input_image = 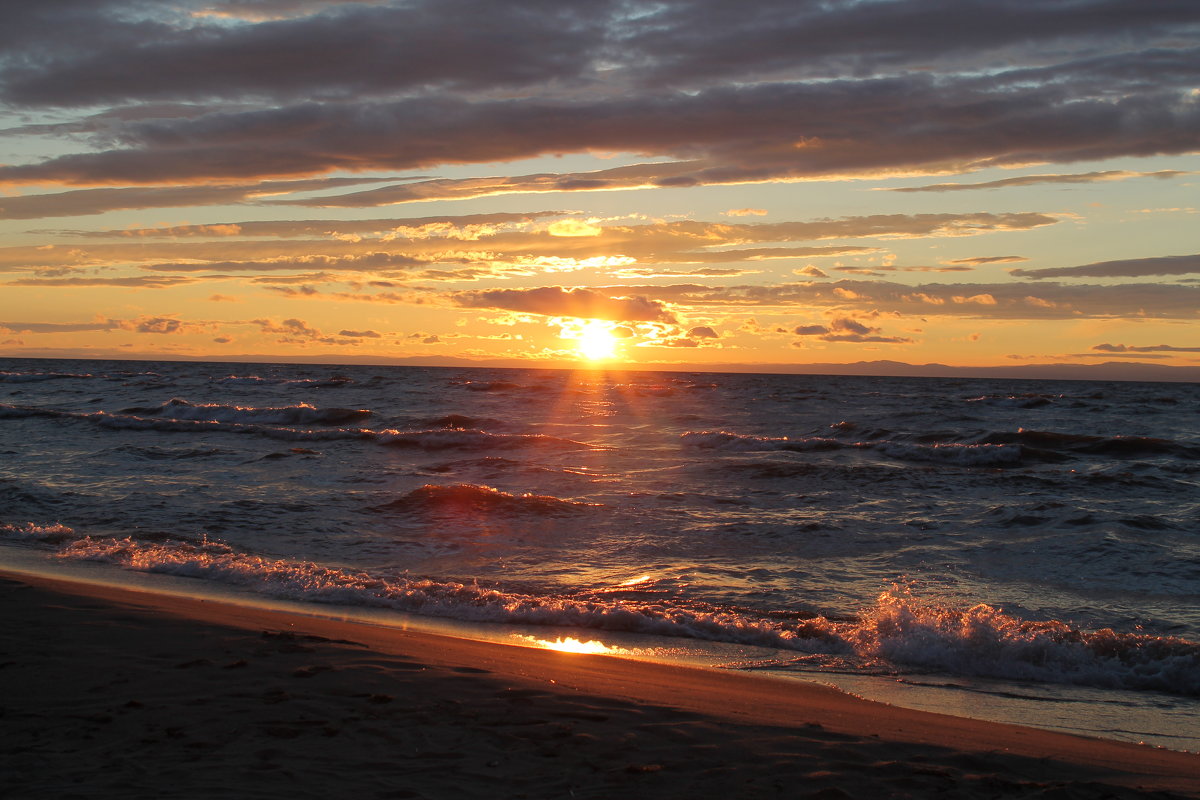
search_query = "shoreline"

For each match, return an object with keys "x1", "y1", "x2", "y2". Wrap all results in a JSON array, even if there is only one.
[{"x1": 3, "y1": 568, "x2": 1197, "y2": 799}]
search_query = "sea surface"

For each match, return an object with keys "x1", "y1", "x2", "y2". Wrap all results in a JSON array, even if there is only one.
[{"x1": 2, "y1": 357, "x2": 1198, "y2": 749}]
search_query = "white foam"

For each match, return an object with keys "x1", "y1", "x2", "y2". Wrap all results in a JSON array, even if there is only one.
[
  {"x1": 49, "y1": 534, "x2": 1200, "y2": 696},
  {"x1": 0, "y1": 522, "x2": 76, "y2": 542}
]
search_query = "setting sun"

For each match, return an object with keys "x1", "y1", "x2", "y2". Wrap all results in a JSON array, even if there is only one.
[{"x1": 575, "y1": 321, "x2": 619, "y2": 361}]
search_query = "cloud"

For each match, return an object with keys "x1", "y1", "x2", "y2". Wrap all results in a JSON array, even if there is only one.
[
  {"x1": 887, "y1": 170, "x2": 1188, "y2": 193},
  {"x1": 0, "y1": 2, "x2": 607, "y2": 108},
  {"x1": 142, "y1": 252, "x2": 432, "y2": 273},
  {"x1": 338, "y1": 329, "x2": 382, "y2": 338},
  {"x1": 946, "y1": 256, "x2": 1027, "y2": 265},
  {"x1": 794, "y1": 265, "x2": 829, "y2": 278},
  {"x1": 792, "y1": 317, "x2": 912, "y2": 344},
  {"x1": 1092, "y1": 343, "x2": 1200, "y2": 353},
  {"x1": 687, "y1": 326, "x2": 718, "y2": 339},
  {"x1": 3, "y1": 213, "x2": 1035, "y2": 285},
  {"x1": 610, "y1": 279, "x2": 1200, "y2": 319},
  {"x1": 0, "y1": 177, "x2": 408, "y2": 219},
  {"x1": 4, "y1": 276, "x2": 197, "y2": 288},
  {"x1": 547, "y1": 219, "x2": 603, "y2": 237},
  {"x1": 0, "y1": 1, "x2": 1196, "y2": 197},
  {"x1": 449, "y1": 286, "x2": 677, "y2": 323},
  {"x1": 0, "y1": 320, "x2": 123, "y2": 334},
  {"x1": 725, "y1": 208, "x2": 767, "y2": 217},
  {"x1": 54, "y1": 211, "x2": 566, "y2": 239},
  {"x1": 0, "y1": 315, "x2": 202, "y2": 334},
  {"x1": 250, "y1": 316, "x2": 360, "y2": 345},
  {"x1": 1011, "y1": 253, "x2": 1200, "y2": 279},
  {"x1": 3, "y1": 59, "x2": 1197, "y2": 188}
]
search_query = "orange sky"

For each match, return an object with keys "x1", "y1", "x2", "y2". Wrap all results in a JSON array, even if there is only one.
[{"x1": 1, "y1": 1, "x2": 1197, "y2": 376}]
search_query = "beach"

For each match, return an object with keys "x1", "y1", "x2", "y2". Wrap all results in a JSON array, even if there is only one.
[{"x1": 2, "y1": 570, "x2": 1196, "y2": 800}]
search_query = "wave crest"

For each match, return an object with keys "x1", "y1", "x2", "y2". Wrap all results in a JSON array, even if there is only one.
[
  {"x1": 374, "y1": 483, "x2": 600, "y2": 516},
  {"x1": 124, "y1": 398, "x2": 372, "y2": 425}
]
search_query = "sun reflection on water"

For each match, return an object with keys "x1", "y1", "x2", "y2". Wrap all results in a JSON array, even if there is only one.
[{"x1": 518, "y1": 635, "x2": 630, "y2": 655}]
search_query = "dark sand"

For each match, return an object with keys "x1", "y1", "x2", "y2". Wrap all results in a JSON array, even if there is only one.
[{"x1": 2, "y1": 570, "x2": 1196, "y2": 799}]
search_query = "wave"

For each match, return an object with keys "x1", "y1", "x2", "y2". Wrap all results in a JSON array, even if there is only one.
[
  {"x1": 0, "y1": 369, "x2": 163, "y2": 383},
  {"x1": 0, "y1": 521, "x2": 77, "y2": 542},
  {"x1": 377, "y1": 429, "x2": 593, "y2": 451},
  {"x1": 120, "y1": 398, "x2": 372, "y2": 425},
  {"x1": 108, "y1": 444, "x2": 234, "y2": 461},
  {"x1": 980, "y1": 429, "x2": 1200, "y2": 460},
  {"x1": 42, "y1": 534, "x2": 1200, "y2": 696},
  {"x1": 423, "y1": 414, "x2": 506, "y2": 430},
  {"x1": 965, "y1": 394, "x2": 1062, "y2": 409},
  {"x1": 0, "y1": 403, "x2": 594, "y2": 450},
  {"x1": 0, "y1": 370, "x2": 95, "y2": 383},
  {"x1": 682, "y1": 430, "x2": 1023, "y2": 467},
  {"x1": 684, "y1": 428, "x2": 1198, "y2": 466},
  {"x1": 373, "y1": 483, "x2": 600, "y2": 516},
  {"x1": 215, "y1": 375, "x2": 352, "y2": 388}
]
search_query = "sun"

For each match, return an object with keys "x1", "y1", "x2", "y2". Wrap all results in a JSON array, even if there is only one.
[{"x1": 576, "y1": 321, "x2": 619, "y2": 361}]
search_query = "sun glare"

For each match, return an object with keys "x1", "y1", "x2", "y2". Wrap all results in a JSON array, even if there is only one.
[{"x1": 576, "y1": 321, "x2": 619, "y2": 361}]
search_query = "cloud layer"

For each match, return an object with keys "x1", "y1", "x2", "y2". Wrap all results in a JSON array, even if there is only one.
[{"x1": 1, "y1": 1, "x2": 1196, "y2": 367}]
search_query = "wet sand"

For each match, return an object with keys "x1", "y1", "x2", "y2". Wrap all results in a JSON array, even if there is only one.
[{"x1": 2, "y1": 570, "x2": 1196, "y2": 799}]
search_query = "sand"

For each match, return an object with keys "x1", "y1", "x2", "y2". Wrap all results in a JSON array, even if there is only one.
[{"x1": 1, "y1": 570, "x2": 1196, "y2": 799}]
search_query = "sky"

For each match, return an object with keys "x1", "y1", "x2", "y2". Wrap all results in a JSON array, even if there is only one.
[{"x1": 0, "y1": 0, "x2": 1198, "y2": 375}]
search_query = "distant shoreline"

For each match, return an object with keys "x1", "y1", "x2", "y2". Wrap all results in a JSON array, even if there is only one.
[{"x1": 3, "y1": 352, "x2": 1198, "y2": 383}]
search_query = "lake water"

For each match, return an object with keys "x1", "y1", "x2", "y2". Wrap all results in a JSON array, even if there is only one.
[{"x1": 2, "y1": 357, "x2": 1197, "y2": 749}]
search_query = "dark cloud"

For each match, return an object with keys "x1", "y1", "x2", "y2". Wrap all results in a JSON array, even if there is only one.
[
  {"x1": 450, "y1": 287, "x2": 676, "y2": 323},
  {"x1": 0, "y1": 177, "x2": 407, "y2": 219},
  {"x1": 0, "y1": 1, "x2": 1195, "y2": 191},
  {"x1": 888, "y1": 170, "x2": 1188, "y2": 193},
  {"x1": 687, "y1": 326, "x2": 718, "y2": 339},
  {"x1": 0, "y1": 1, "x2": 610, "y2": 107},
  {"x1": 620, "y1": 0, "x2": 1197, "y2": 87},
  {"x1": 1011, "y1": 253, "x2": 1200, "y2": 279},
  {"x1": 3, "y1": 72, "x2": 1197, "y2": 188}
]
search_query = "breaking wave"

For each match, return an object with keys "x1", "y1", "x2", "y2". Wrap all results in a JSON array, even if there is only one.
[
  {"x1": 0, "y1": 521, "x2": 76, "y2": 543},
  {"x1": 17, "y1": 530, "x2": 1196, "y2": 696}
]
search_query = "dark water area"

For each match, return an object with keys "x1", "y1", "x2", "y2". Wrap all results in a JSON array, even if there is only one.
[{"x1": 2, "y1": 357, "x2": 1198, "y2": 747}]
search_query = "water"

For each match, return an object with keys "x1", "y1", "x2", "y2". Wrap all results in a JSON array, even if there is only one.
[{"x1": 2, "y1": 357, "x2": 1198, "y2": 749}]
